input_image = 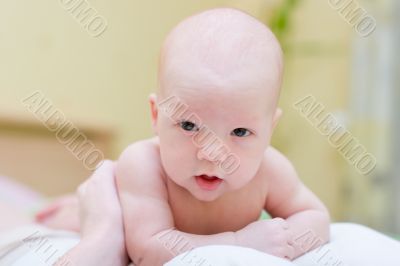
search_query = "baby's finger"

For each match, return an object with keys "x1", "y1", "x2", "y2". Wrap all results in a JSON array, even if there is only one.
[
  {"x1": 274, "y1": 217, "x2": 289, "y2": 230},
  {"x1": 284, "y1": 243, "x2": 296, "y2": 261},
  {"x1": 77, "y1": 180, "x2": 88, "y2": 196},
  {"x1": 286, "y1": 228, "x2": 296, "y2": 245}
]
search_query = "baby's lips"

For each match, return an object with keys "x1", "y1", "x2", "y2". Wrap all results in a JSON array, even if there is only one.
[{"x1": 196, "y1": 173, "x2": 223, "y2": 180}]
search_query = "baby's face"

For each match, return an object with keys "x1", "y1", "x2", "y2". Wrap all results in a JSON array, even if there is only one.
[
  {"x1": 152, "y1": 59, "x2": 281, "y2": 202},
  {"x1": 151, "y1": 7, "x2": 283, "y2": 201}
]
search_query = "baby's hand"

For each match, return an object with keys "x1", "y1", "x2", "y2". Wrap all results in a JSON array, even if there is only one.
[{"x1": 235, "y1": 218, "x2": 295, "y2": 260}]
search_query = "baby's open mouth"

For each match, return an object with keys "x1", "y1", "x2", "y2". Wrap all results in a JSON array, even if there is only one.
[{"x1": 195, "y1": 174, "x2": 223, "y2": 191}]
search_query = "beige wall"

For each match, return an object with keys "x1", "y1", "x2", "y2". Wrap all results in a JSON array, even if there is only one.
[
  {"x1": 0, "y1": 0, "x2": 273, "y2": 158},
  {"x1": 0, "y1": 1, "x2": 353, "y2": 219},
  {"x1": 273, "y1": 0, "x2": 353, "y2": 219}
]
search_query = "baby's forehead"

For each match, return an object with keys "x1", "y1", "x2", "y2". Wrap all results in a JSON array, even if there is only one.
[
  {"x1": 165, "y1": 84, "x2": 274, "y2": 121},
  {"x1": 160, "y1": 58, "x2": 280, "y2": 114},
  {"x1": 158, "y1": 8, "x2": 283, "y2": 104}
]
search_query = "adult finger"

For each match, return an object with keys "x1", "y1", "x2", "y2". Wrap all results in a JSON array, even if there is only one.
[{"x1": 91, "y1": 160, "x2": 115, "y2": 181}]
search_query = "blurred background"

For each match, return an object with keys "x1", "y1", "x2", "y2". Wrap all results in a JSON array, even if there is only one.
[{"x1": 0, "y1": 0, "x2": 398, "y2": 236}]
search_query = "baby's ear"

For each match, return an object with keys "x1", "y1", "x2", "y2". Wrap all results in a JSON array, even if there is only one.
[
  {"x1": 271, "y1": 107, "x2": 282, "y2": 131},
  {"x1": 148, "y1": 93, "x2": 158, "y2": 135}
]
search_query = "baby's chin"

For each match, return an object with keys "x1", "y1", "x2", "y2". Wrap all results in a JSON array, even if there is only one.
[
  {"x1": 189, "y1": 189, "x2": 225, "y2": 202},
  {"x1": 185, "y1": 179, "x2": 228, "y2": 202}
]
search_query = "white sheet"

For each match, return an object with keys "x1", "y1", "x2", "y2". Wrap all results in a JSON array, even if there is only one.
[
  {"x1": 165, "y1": 223, "x2": 400, "y2": 266},
  {"x1": 1, "y1": 223, "x2": 399, "y2": 266}
]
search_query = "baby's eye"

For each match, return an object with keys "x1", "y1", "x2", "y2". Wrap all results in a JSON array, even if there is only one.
[
  {"x1": 179, "y1": 120, "x2": 199, "y2": 132},
  {"x1": 231, "y1": 128, "x2": 251, "y2": 137}
]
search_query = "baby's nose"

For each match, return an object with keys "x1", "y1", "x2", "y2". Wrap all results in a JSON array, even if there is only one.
[
  {"x1": 197, "y1": 142, "x2": 225, "y2": 162},
  {"x1": 197, "y1": 148, "x2": 214, "y2": 161}
]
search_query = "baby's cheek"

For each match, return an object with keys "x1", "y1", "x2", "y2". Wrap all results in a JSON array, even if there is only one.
[
  {"x1": 227, "y1": 160, "x2": 259, "y2": 188},
  {"x1": 225, "y1": 169, "x2": 248, "y2": 189},
  {"x1": 163, "y1": 148, "x2": 193, "y2": 175}
]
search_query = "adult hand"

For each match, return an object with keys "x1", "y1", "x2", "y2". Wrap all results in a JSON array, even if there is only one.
[
  {"x1": 35, "y1": 194, "x2": 80, "y2": 232},
  {"x1": 55, "y1": 160, "x2": 129, "y2": 266},
  {"x1": 77, "y1": 160, "x2": 124, "y2": 240}
]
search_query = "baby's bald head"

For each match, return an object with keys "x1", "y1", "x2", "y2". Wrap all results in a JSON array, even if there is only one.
[
  {"x1": 152, "y1": 9, "x2": 284, "y2": 190},
  {"x1": 157, "y1": 7, "x2": 283, "y2": 111}
]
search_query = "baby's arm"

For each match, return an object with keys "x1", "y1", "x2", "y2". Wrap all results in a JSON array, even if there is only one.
[
  {"x1": 116, "y1": 141, "x2": 236, "y2": 266},
  {"x1": 263, "y1": 147, "x2": 331, "y2": 259}
]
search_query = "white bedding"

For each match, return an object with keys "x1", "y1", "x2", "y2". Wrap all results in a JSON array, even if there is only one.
[
  {"x1": 2, "y1": 177, "x2": 399, "y2": 265},
  {"x1": 1, "y1": 223, "x2": 399, "y2": 266},
  {"x1": 165, "y1": 245, "x2": 295, "y2": 266},
  {"x1": 166, "y1": 223, "x2": 400, "y2": 266}
]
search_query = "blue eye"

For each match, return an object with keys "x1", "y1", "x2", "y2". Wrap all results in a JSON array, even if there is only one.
[
  {"x1": 231, "y1": 128, "x2": 250, "y2": 137},
  {"x1": 179, "y1": 120, "x2": 199, "y2": 132}
]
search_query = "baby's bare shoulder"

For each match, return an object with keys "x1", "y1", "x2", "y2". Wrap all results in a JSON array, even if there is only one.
[
  {"x1": 119, "y1": 136, "x2": 160, "y2": 160},
  {"x1": 262, "y1": 146, "x2": 328, "y2": 218},
  {"x1": 116, "y1": 137, "x2": 174, "y2": 256},
  {"x1": 116, "y1": 136, "x2": 167, "y2": 198},
  {"x1": 257, "y1": 146, "x2": 300, "y2": 200},
  {"x1": 262, "y1": 146, "x2": 297, "y2": 179}
]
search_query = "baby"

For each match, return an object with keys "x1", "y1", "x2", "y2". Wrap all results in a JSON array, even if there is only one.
[
  {"x1": 115, "y1": 7, "x2": 330, "y2": 266},
  {"x1": 36, "y1": 7, "x2": 330, "y2": 266}
]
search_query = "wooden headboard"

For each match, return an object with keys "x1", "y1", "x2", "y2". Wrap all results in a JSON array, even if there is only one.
[{"x1": 0, "y1": 112, "x2": 114, "y2": 196}]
